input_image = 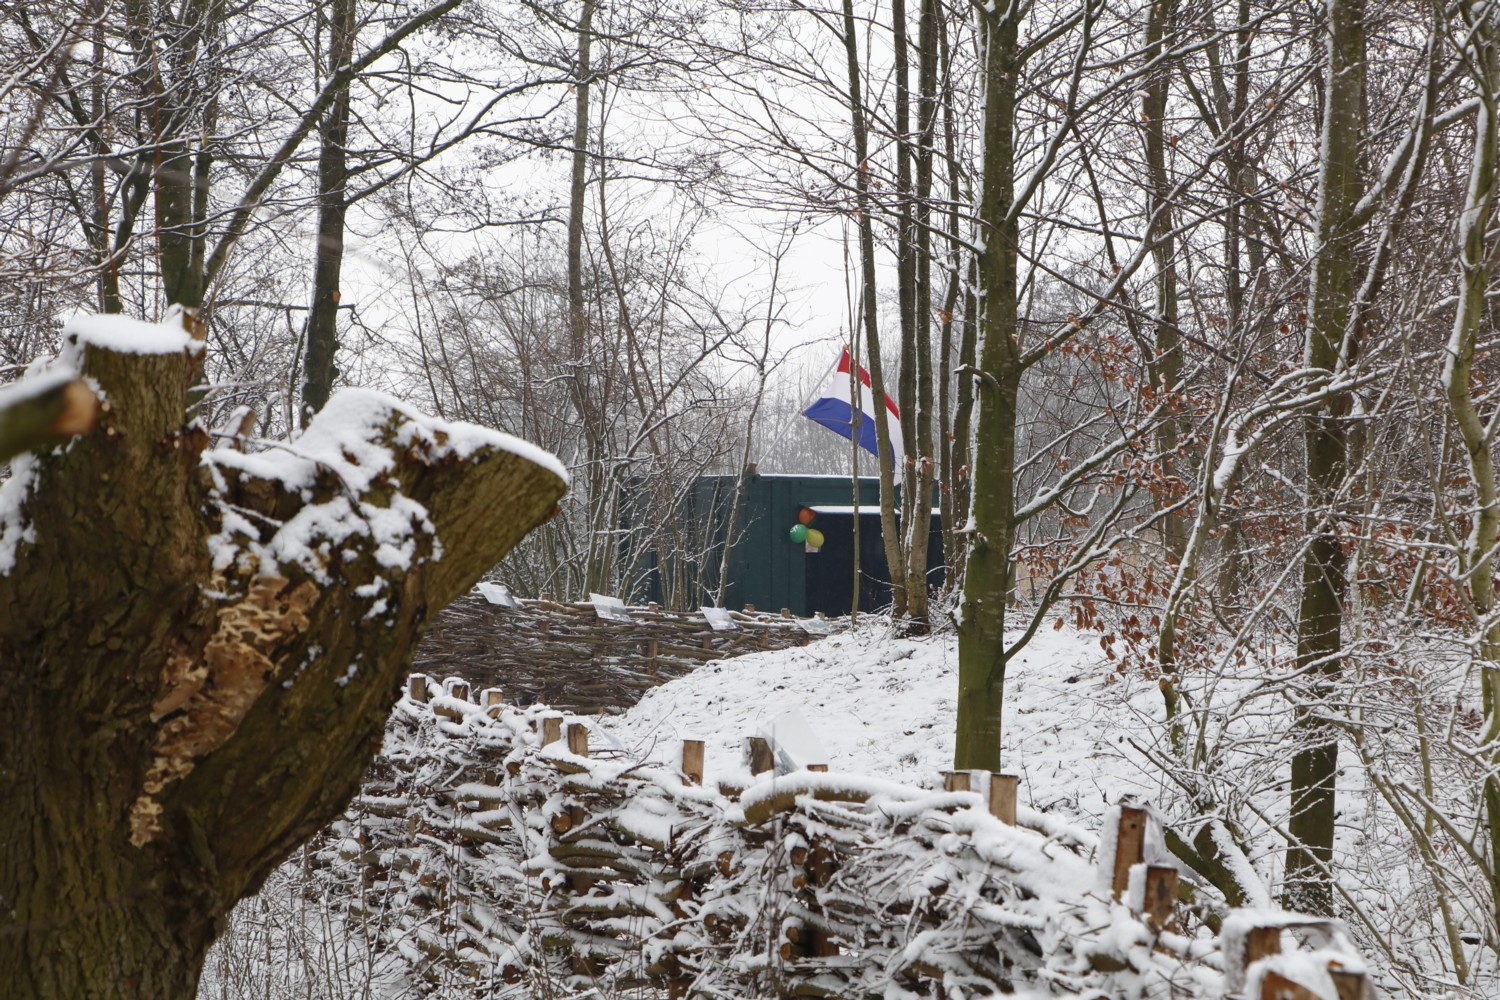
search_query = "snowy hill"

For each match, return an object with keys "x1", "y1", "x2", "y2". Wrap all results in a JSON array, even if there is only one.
[{"x1": 605, "y1": 621, "x2": 1164, "y2": 825}]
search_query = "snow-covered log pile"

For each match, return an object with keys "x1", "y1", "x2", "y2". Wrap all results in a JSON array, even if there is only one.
[
  {"x1": 413, "y1": 594, "x2": 832, "y2": 712},
  {"x1": 302, "y1": 676, "x2": 1370, "y2": 998}
]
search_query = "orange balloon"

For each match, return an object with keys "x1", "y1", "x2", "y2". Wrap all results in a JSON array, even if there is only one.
[{"x1": 798, "y1": 507, "x2": 816, "y2": 525}]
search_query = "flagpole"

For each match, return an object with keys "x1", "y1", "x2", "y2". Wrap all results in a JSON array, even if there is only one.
[{"x1": 850, "y1": 337, "x2": 862, "y2": 621}]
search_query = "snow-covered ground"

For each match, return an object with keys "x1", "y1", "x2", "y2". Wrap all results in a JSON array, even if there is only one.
[
  {"x1": 605, "y1": 620, "x2": 1165, "y2": 828},
  {"x1": 202, "y1": 616, "x2": 1491, "y2": 998}
]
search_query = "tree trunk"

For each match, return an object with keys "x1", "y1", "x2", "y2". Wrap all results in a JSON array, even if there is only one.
[
  {"x1": 1286, "y1": 0, "x2": 1364, "y2": 916},
  {"x1": 955, "y1": 5, "x2": 1020, "y2": 772},
  {"x1": 937, "y1": 20, "x2": 972, "y2": 589},
  {"x1": 1141, "y1": 0, "x2": 1185, "y2": 566},
  {"x1": 149, "y1": 0, "x2": 216, "y2": 310},
  {"x1": 840, "y1": 0, "x2": 908, "y2": 618},
  {"x1": 1441, "y1": 5, "x2": 1500, "y2": 938},
  {"x1": 901, "y1": 0, "x2": 939, "y2": 632},
  {"x1": 567, "y1": 0, "x2": 610, "y2": 597},
  {"x1": 301, "y1": 0, "x2": 357, "y2": 424},
  {"x1": 0, "y1": 312, "x2": 566, "y2": 1000}
]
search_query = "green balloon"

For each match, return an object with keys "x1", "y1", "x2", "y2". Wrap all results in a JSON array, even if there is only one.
[{"x1": 789, "y1": 523, "x2": 809, "y2": 543}]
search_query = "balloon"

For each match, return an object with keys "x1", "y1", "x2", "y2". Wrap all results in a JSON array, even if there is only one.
[
  {"x1": 789, "y1": 523, "x2": 809, "y2": 543},
  {"x1": 805, "y1": 528, "x2": 825, "y2": 549},
  {"x1": 798, "y1": 507, "x2": 816, "y2": 525}
]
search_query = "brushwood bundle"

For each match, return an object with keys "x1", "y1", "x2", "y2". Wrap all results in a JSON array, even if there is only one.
[
  {"x1": 296, "y1": 677, "x2": 1369, "y2": 998},
  {"x1": 412, "y1": 594, "x2": 829, "y2": 713}
]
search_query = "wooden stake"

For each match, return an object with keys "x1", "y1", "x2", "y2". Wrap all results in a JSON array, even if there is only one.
[
  {"x1": 448, "y1": 679, "x2": 470, "y2": 702},
  {"x1": 942, "y1": 771, "x2": 971, "y2": 792},
  {"x1": 1111, "y1": 805, "x2": 1147, "y2": 900},
  {"x1": 1260, "y1": 972, "x2": 1319, "y2": 1000},
  {"x1": 1327, "y1": 964, "x2": 1367, "y2": 1000},
  {"x1": 1143, "y1": 865, "x2": 1177, "y2": 930},
  {"x1": 747, "y1": 737, "x2": 774, "y2": 775},
  {"x1": 566, "y1": 722, "x2": 589, "y2": 757},
  {"x1": 1245, "y1": 926, "x2": 1281, "y2": 970},
  {"x1": 541, "y1": 716, "x2": 562, "y2": 746},
  {"x1": 407, "y1": 674, "x2": 429, "y2": 703},
  {"x1": 647, "y1": 637, "x2": 659, "y2": 677},
  {"x1": 483, "y1": 688, "x2": 504, "y2": 707},
  {"x1": 681, "y1": 740, "x2": 705, "y2": 785},
  {"x1": 989, "y1": 773, "x2": 1019, "y2": 825},
  {"x1": 806, "y1": 840, "x2": 835, "y2": 887},
  {"x1": 807, "y1": 763, "x2": 827, "y2": 772}
]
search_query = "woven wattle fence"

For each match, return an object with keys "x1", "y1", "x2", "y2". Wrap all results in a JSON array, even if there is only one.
[
  {"x1": 301, "y1": 677, "x2": 1371, "y2": 999},
  {"x1": 411, "y1": 593, "x2": 832, "y2": 714}
]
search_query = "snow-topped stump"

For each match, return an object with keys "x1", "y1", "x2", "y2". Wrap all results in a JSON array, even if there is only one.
[
  {"x1": 293, "y1": 679, "x2": 1371, "y2": 999},
  {"x1": 0, "y1": 310, "x2": 567, "y2": 1000}
]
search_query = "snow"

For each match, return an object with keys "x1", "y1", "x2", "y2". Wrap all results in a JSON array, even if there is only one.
[
  {"x1": 0, "y1": 368, "x2": 75, "y2": 413},
  {"x1": 61, "y1": 307, "x2": 201, "y2": 356},
  {"x1": 0, "y1": 450, "x2": 38, "y2": 575},
  {"x1": 807, "y1": 504, "x2": 942, "y2": 515},
  {"x1": 758, "y1": 708, "x2": 830, "y2": 769},
  {"x1": 605, "y1": 624, "x2": 1161, "y2": 820},
  {"x1": 203, "y1": 388, "x2": 566, "y2": 582}
]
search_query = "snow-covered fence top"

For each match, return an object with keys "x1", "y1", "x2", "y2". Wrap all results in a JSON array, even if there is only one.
[
  {"x1": 412, "y1": 593, "x2": 836, "y2": 713},
  {"x1": 304, "y1": 677, "x2": 1370, "y2": 999}
]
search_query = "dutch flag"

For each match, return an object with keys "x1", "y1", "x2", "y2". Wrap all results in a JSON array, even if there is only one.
[{"x1": 801, "y1": 348, "x2": 903, "y2": 469}]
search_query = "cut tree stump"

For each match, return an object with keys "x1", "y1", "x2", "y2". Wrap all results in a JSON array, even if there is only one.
[{"x1": 0, "y1": 309, "x2": 567, "y2": 1000}]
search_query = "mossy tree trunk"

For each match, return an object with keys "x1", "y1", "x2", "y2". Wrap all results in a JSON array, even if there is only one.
[
  {"x1": 954, "y1": 2, "x2": 1020, "y2": 772},
  {"x1": 1286, "y1": 0, "x2": 1365, "y2": 916},
  {"x1": 0, "y1": 313, "x2": 566, "y2": 999}
]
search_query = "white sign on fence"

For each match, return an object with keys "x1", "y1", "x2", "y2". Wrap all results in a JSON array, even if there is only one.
[
  {"x1": 797, "y1": 615, "x2": 838, "y2": 636},
  {"x1": 476, "y1": 582, "x2": 519, "y2": 608},
  {"x1": 589, "y1": 593, "x2": 634, "y2": 622},
  {"x1": 700, "y1": 607, "x2": 738, "y2": 631},
  {"x1": 761, "y1": 708, "x2": 831, "y2": 772}
]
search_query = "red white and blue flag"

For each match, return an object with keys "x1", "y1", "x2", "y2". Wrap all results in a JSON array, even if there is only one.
[{"x1": 802, "y1": 348, "x2": 903, "y2": 468}]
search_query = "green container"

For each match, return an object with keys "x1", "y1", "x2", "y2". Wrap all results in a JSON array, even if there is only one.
[{"x1": 633, "y1": 473, "x2": 943, "y2": 616}]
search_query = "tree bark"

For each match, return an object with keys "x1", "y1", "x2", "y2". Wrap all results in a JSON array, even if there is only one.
[
  {"x1": 1142, "y1": 0, "x2": 1185, "y2": 567},
  {"x1": 840, "y1": 0, "x2": 908, "y2": 618},
  {"x1": 149, "y1": 0, "x2": 216, "y2": 310},
  {"x1": 0, "y1": 311, "x2": 566, "y2": 999},
  {"x1": 901, "y1": 0, "x2": 939, "y2": 632},
  {"x1": 955, "y1": 4, "x2": 1020, "y2": 772},
  {"x1": 1286, "y1": 0, "x2": 1364, "y2": 916},
  {"x1": 567, "y1": 0, "x2": 611, "y2": 597},
  {"x1": 301, "y1": 0, "x2": 358, "y2": 424}
]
